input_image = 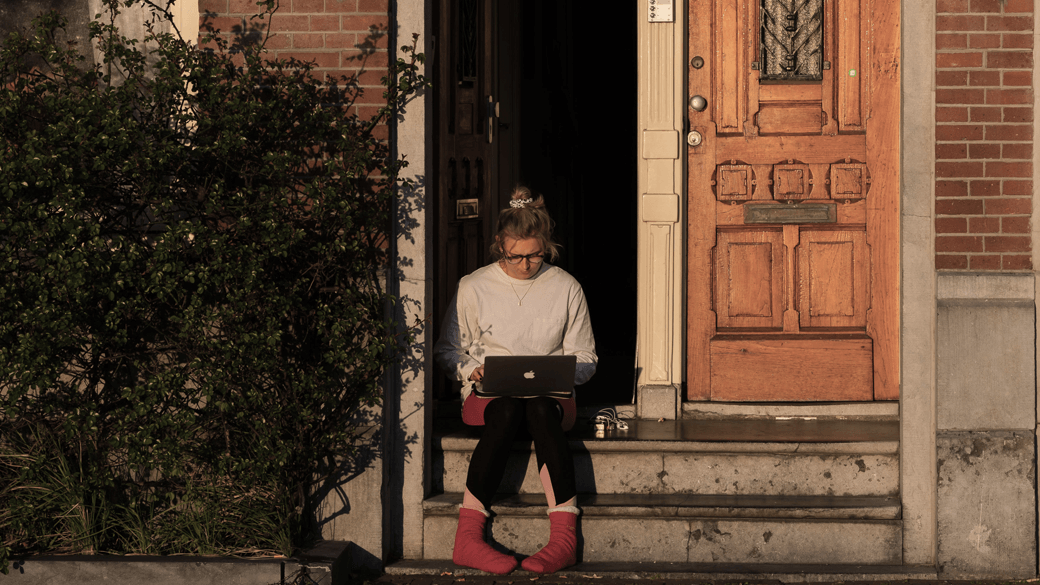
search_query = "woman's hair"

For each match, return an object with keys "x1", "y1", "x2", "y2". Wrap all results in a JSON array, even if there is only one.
[{"x1": 489, "y1": 185, "x2": 561, "y2": 262}]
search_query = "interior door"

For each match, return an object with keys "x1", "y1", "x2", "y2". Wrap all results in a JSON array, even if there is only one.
[{"x1": 686, "y1": 0, "x2": 899, "y2": 401}]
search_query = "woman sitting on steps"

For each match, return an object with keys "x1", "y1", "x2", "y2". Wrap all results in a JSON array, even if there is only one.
[{"x1": 434, "y1": 186, "x2": 598, "y2": 575}]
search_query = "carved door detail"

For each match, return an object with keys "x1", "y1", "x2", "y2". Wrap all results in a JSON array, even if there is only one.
[{"x1": 687, "y1": 0, "x2": 899, "y2": 401}]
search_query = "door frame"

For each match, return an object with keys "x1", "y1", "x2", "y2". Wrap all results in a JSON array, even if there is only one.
[{"x1": 632, "y1": 0, "x2": 938, "y2": 565}]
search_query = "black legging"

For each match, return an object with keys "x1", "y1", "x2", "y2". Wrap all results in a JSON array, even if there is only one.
[{"x1": 465, "y1": 396, "x2": 576, "y2": 510}]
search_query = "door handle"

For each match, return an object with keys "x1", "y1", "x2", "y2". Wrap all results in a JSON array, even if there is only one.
[{"x1": 487, "y1": 95, "x2": 498, "y2": 144}]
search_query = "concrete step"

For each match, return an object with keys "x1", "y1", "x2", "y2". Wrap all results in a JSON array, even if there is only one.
[
  {"x1": 386, "y1": 559, "x2": 938, "y2": 581},
  {"x1": 421, "y1": 492, "x2": 902, "y2": 565},
  {"x1": 434, "y1": 418, "x2": 899, "y2": 497}
]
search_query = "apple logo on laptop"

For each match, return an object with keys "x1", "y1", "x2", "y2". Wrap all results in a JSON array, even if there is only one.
[{"x1": 524, "y1": 370, "x2": 536, "y2": 379}]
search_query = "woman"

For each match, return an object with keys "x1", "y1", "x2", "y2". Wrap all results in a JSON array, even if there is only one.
[{"x1": 434, "y1": 186, "x2": 597, "y2": 575}]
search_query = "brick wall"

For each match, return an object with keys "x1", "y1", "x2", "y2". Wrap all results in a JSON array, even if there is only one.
[
  {"x1": 200, "y1": 0, "x2": 390, "y2": 136},
  {"x1": 935, "y1": 0, "x2": 1034, "y2": 270}
]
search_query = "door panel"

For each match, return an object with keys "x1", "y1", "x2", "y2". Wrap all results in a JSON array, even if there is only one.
[
  {"x1": 687, "y1": 0, "x2": 899, "y2": 401},
  {"x1": 715, "y1": 230, "x2": 785, "y2": 329}
]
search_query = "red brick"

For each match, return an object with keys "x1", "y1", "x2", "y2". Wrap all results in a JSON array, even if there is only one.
[
  {"x1": 968, "y1": 143, "x2": 1000, "y2": 158},
  {"x1": 1002, "y1": 180, "x2": 1033, "y2": 195},
  {"x1": 938, "y1": 106, "x2": 970, "y2": 122},
  {"x1": 357, "y1": 0, "x2": 389, "y2": 11},
  {"x1": 935, "y1": 124, "x2": 984, "y2": 141},
  {"x1": 937, "y1": 217, "x2": 969, "y2": 233},
  {"x1": 968, "y1": 70, "x2": 1000, "y2": 85},
  {"x1": 294, "y1": 33, "x2": 327, "y2": 48},
  {"x1": 938, "y1": 143, "x2": 969, "y2": 158},
  {"x1": 969, "y1": 217, "x2": 1001, "y2": 232},
  {"x1": 292, "y1": 0, "x2": 325, "y2": 12},
  {"x1": 937, "y1": 52, "x2": 984, "y2": 68},
  {"x1": 1002, "y1": 217, "x2": 1031, "y2": 233},
  {"x1": 938, "y1": 161, "x2": 985, "y2": 177},
  {"x1": 1002, "y1": 71, "x2": 1033, "y2": 86},
  {"x1": 936, "y1": 254, "x2": 969, "y2": 269},
  {"x1": 987, "y1": 51, "x2": 1033, "y2": 68},
  {"x1": 309, "y1": 15, "x2": 341, "y2": 30},
  {"x1": 326, "y1": 33, "x2": 359, "y2": 48},
  {"x1": 325, "y1": 0, "x2": 357, "y2": 9},
  {"x1": 938, "y1": 33, "x2": 969, "y2": 49},
  {"x1": 269, "y1": 14, "x2": 311, "y2": 31},
  {"x1": 986, "y1": 198, "x2": 1032, "y2": 214},
  {"x1": 371, "y1": 124, "x2": 390, "y2": 140},
  {"x1": 985, "y1": 235, "x2": 1030, "y2": 252},
  {"x1": 987, "y1": 88, "x2": 1033, "y2": 104},
  {"x1": 278, "y1": 51, "x2": 341, "y2": 67},
  {"x1": 343, "y1": 50, "x2": 389, "y2": 67},
  {"x1": 937, "y1": 235, "x2": 984, "y2": 252},
  {"x1": 1003, "y1": 33, "x2": 1034, "y2": 48},
  {"x1": 970, "y1": 106, "x2": 1002, "y2": 122},
  {"x1": 1002, "y1": 143, "x2": 1033, "y2": 159},
  {"x1": 969, "y1": 254, "x2": 1002, "y2": 269},
  {"x1": 968, "y1": 33, "x2": 1002, "y2": 48},
  {"x1": 937, "y1": 0, "x2": 970, "y2": 10},
  {"x1": 937, "y1": 15, "x2": 986, "y2": 30},
  {"x1": 938, "y1": 180, "x2": 970, "y2": 197},
  {"x1": 1003, "y1": 0, "x2": 1034, "y2": 12},
  {"x1": 970, "y1": 179, "x2": 1001, "y2": 196},
  {"x1": 937, "y1": 198, "x2": 986, "y2": 214},
  {"x1": 985, "y1": 124, "x2": 1032, "y2": 140},
  {"x1": 970, "y1": 0, "x2": 1002, "y2": 12},
  {"x1": 229, "y1": 0, "x2": 267, "y2": 13},
  {"x1": 986, "y1": 161, "x2": 1032, "y2": 177},
  {"x1": 1002, "y1": 255, "x2": 1033, "y2": 270},
  {"x1": 263, "y1": 34, "x2": 291, "y2": 48},
  {"x1": 200, "y1": 0, "x2": 229, "y2": 12},
  {"x1": 937, "y1": 70, "x2": 970, "y2": 86},
  {"x1": 986, "y1": 16, "x2": 1033, "y2": 32},
  {"x1": 205, "y1": 15, "x2": 261, "y2": 32},
  {"x1": 342, "y1": 14, "x2": 388, "y2": 31},
  {"x1": 1003, "y1": 107, "x2": 1034, "y2": 122},
  {"x1": 937, "y1": 88, "x2": 986, "y2": 104}
]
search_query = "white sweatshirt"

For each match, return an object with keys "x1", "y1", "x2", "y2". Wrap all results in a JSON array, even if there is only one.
[{"x1": 433, "y1": 261, "x2": 598, "y2": 401}]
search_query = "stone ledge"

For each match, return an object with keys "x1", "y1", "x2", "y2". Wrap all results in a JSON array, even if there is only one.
[
  {"x1": 424, "y1": 492, "x2": 901, "y2": 520},
  {"x1": 437, "y1": 418, "x2": 899, "y2": 454},
  {"x1": 0, "y1": 541, "x2": 352, "y2": 585}
]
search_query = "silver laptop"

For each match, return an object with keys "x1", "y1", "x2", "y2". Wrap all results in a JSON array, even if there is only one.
[{"x1": 475, "y1": 355, "x2": 576, "y2": 398}]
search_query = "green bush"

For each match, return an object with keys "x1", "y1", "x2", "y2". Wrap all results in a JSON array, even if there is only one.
[{"x1": 0, "y1": 0, "x2": 424, "y2": 570}]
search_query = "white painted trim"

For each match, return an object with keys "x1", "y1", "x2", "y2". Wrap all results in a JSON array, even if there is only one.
[
  {"x1": 635, "y1": 0, "x2": 686, "y2": 417},
  {"x1": 173, "y1": 0, "x2": 200, "y2": 44},
  {"x1": 900, "y1": 0, "x2": 938, "y2": 566},
  {"x1": 393, "y1": 0, "x2": 431, "y2": 562}
]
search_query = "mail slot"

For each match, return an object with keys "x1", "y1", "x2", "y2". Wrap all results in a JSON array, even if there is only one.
[{"x1": 744, "y1": 203, "x2": 837, "y2": 224}]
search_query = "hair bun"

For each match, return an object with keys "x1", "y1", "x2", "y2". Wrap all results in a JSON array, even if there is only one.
[{"x1": 510, "y1": 186, "x2": 543, "y2": 209}]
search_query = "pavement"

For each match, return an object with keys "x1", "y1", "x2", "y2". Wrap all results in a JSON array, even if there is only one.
[
  {"x1": 364, "y1": 572, "x2": 1023, "y2": 585},
  {"x1": 358, "y1": 561, "x2": 1027, "y2": 585}
]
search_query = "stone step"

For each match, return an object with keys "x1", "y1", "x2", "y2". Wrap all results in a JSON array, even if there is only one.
[
  {"x1": 421, "y1": 493, "x2": 902, "y2": 565},
  {"x1": 434, "y1": 418, "x2": 899, "y2": 497},
  {"x1": 386, "y1": 559, "x2": 938, "y2": 581}
]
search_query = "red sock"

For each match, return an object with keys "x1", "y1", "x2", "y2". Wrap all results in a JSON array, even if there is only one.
[
  {"x1": 521, "y1": 509, "x2": 578, "y2": 574},
  {"x1": 452, "y1": 507, "x2": 518, "y2": 575}
]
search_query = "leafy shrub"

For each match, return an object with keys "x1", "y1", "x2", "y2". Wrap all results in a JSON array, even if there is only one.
[{"x1": 0, "y1": 0, "x2": 424, "y2": 570}]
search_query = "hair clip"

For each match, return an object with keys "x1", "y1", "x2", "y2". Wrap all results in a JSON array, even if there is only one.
[{"x1": 509, "y1": 198, "x2": 533, "y2": 209}]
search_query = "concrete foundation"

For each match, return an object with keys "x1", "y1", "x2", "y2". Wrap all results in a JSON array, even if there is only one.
[{"x1": 937, "y1": 431, "x2": 1037, "y2": 578}]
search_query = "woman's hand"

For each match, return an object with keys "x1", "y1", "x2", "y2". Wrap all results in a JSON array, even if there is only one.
[{"x1": 469, "y1": 366, "x2": 484, "y2": 382}]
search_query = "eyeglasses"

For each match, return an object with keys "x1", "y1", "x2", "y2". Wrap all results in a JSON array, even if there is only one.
[{"x1": 504, "y1": 253, "x2": 544, "y2": 265}]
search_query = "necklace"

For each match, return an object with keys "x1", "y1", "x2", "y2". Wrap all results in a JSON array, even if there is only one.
[{"x1": 509, "y1": 280, "x2": 535, "y2": 306}]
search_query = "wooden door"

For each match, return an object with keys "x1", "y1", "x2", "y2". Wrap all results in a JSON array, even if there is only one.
[
  {"x1": 435, "y1": 1, "x2": 526, "y2": 400},
  {"x1": 686, "y1": 0, "x2": 899, "y2": 401}
]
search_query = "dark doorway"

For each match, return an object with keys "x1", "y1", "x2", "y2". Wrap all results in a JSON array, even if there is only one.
[
  {"x1": 433, "y1": 2, "x2": 638, "y2": 406},
  {"x1": 512, "y1": 5, "x2": 638, "y2": 405}
]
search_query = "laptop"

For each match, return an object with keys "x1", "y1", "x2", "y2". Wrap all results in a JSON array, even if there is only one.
[{"x1": 475, "y1": 355, "x2": 577, "y2": 398}]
